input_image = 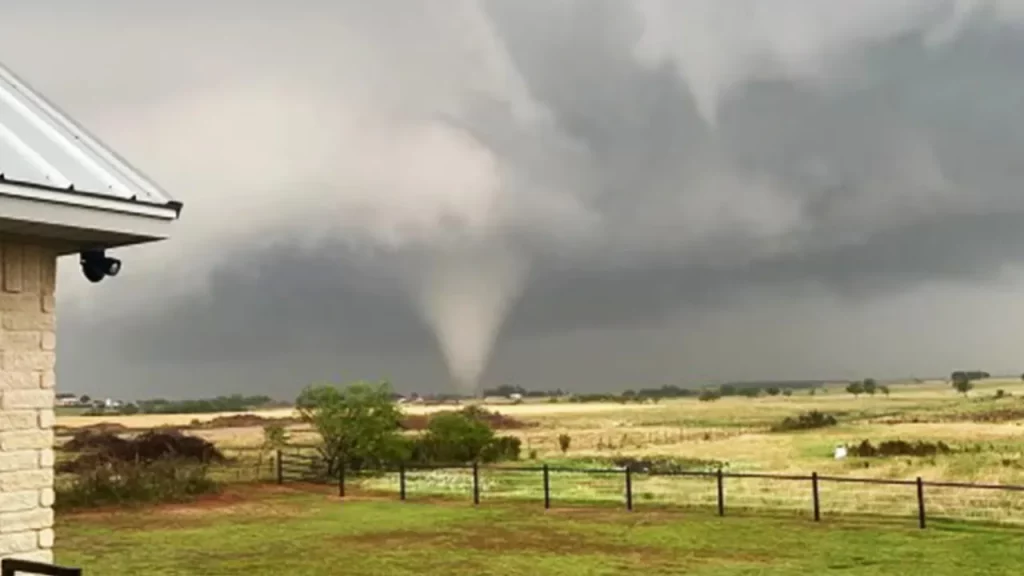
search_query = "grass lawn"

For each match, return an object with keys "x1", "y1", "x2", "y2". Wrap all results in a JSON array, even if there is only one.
[{"x1": 56, "y1": 485, "x2": 1021, "y2": 575}]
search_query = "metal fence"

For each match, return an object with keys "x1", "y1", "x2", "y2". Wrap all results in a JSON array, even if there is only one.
[{"x1": 274, "y1": 450, "x2": 1024, "y2": 529}]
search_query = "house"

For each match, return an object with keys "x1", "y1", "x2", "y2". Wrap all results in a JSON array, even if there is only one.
[
  {"x1": 54, "y1": 393, "x2": 81, "y2": 407},
  {"x1": 0, "y1": 61, "x2": 181, "y2": 565}
]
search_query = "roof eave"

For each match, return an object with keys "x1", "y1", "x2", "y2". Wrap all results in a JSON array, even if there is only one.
[{"x1": 0, "y1": 183, "x2": 179, "y2": 254}]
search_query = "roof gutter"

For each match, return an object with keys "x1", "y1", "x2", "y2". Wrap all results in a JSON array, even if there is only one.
[{"x1": 0, "y1": 181, "x2": 180, "y2": 220}]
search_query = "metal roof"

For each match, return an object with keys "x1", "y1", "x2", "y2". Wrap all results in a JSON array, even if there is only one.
[{"x1": 0, "y1": 61, "x2": 181, "y2": 217}]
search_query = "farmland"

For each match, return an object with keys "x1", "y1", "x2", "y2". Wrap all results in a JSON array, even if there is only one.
[{"x1": 53, "y1": 377, "x2": 1024, "y2": 574}]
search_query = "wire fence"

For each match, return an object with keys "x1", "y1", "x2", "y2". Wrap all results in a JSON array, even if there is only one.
[{"x1": 271, "y1": 450, "x2": 1024, "y2": 529}]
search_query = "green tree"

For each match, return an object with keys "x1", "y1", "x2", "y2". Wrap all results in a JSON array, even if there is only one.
[
  {"x1": 782, "y1": 388, "x2": 793, "y2": 397},
  {"x1": 951, "y1": 374, "x2": 974, "y2": 397},
  {"x1": 879, "y1": 385, "x2": 890, "y2": 397},
  {"x1": 421, "y1": 411, "x2": 494, "y2": 463},
  {"x1": 766, "y1": 387, "x2": 781, "y2": 397},
  {"x1": 862, "y1": 378, "x2": 878, "y2": 396},
  {"x1": 846, "y1": 381, "x2": 864, "y2": 397},
  {"x1": 698, "y1": 389, "x2": 722, "y2": 402},
  {"x1": 296, "y1": 381, "x2": 405, "y2": 474}
]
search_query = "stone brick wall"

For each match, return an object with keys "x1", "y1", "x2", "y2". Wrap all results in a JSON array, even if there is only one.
[{"x1": 0, "y1": 241, "x2": 57, "y2": 563}]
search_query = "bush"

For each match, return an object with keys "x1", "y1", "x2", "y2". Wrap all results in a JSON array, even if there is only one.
[
  {"x1": 406, "y1": 411, "x2": 521, "y2": 465},
  {"x1": 849, "y1": 439, "x2": 951, "y2": 458},
  {"x1": 772, "y1": 411, "x2": 838, "y2": 432},
  {"x1": 698, "y1": 389, "x2": 721, "y2": 402},
  {"x1": 56, "y1": 459, "x2": 219, "y2": 510},
  {"x1": 480, "y1": 436, "x2": 521, "y2": 463},
  {"x1": 558, "y1": 433, "x2": 571, "y2": 454}
]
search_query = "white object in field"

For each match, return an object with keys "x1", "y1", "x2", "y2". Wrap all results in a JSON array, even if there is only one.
[{"x1": 834, "y1": 445, "x2": 848, "y2": 460}]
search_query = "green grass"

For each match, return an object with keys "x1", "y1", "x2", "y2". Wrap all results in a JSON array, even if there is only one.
[{"x1": 56, "y1": 486, "x2": 1023, "y2": 575}]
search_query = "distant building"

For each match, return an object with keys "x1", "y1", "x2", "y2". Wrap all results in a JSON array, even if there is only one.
[{"x1": 55, "y1": 393, "x2": 81, "y2": 407}]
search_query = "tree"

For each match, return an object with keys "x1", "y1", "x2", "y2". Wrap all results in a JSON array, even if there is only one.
[
  {"x1": 296, "y1": 381, "x2": 406, "y2": 474},
  {"x1": 558, "y1": 433, "x2": 572, "y2": 454},
  {"x1": 258, "y1": 422, "x2": 290, "y2": 472},
  {"x1": 698, "y1": 389, "x2": 722, "y2": 402},
  {"x1": 879, "y1": 385, "x2": 890, "y2": 397},
  {"x1": 846, "y1": 381, "x2": 864, "y2": 397},
  {"x1": 862, "y1": 378, "x2": 878, "y2": 396},
  {"x1": 951, "y1": 374, "x2": 974, "y2": 397},
  {"x1": 79, "y1": 394, "x2": 91, "y2": 404},
  {"x1": 421, "y1": 411, "x2": 494, "y2": 463},
  {"x1": 766, "y1": 387, "x2": 781, "y2": 397}
]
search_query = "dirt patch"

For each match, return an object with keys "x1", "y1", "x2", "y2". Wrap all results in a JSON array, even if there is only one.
[
  {"x1": 345, "y1": 511, "x2": 773, "y2": 567},
  {"x1": 346, "y1": 522, "x2": 645, "y2": 556},
  {"x1": 189, "y1": 414, "x2": 300, "y2": 430},
  {"x1": 61, "y1": 483, "x2": 315, "y2": 526}
]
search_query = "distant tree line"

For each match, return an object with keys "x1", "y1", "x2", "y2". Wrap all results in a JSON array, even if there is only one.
[
  {"x1": 88, "y1": 394, "x2": 279, "y2": 416},
  {"x1": 482, "y1": 385, "x2": 566, "y2": 398}
]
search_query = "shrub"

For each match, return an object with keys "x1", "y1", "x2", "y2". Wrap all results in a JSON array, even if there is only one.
[
  {"x1": 420, "y1": 411, "x2": 495, "y2": 463},
  {"x1": 995, "y1": 389, "x2": 1007, "y2": 399},
  {"x1": 56, "y1": 458, "x2": 219, "y2": 510},
  {"x1": 782, "y1": 389, "x2": 793, "y2": 397},
  {"x1": 406, "y1": 411, "x2": 521, "y2": 465},
  {"x1": 772, "y1": 411, "x2": 838, "y2": 432},
  {"x1": 698, "y1": 389, "x2": 721, "y2": 402},
  {"x1": 558, "y1": 433, "x2": 572, "y2": 454},
  {"x1": 849, "y1": 439, "x2": 951, "y2": 458},
  {"x1": 480, "y1": 436, "x2": 521, "y2": 462}
]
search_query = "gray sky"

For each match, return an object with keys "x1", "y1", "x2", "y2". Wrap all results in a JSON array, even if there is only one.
[{"x1": 4, "y1": 0, "x2": 1024, "y2": 399}]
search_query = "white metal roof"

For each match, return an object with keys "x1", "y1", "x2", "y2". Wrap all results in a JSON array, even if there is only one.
[{"x1": 0, "y1": 61, "x2": 181, "y2": 252}]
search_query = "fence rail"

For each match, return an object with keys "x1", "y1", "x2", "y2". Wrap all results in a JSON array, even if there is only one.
[{"x1": 272, "y1": 450, "x2": 1024, "y2": 529}]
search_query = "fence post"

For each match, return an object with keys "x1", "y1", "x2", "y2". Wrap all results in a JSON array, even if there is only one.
[
  {"x1": 399, "y1": 463, "x2": 407, "y2": 501},
  {"x1": 916, "y1": 477, "x2": 926, "y2": 529},
  {"x1": 716, "y1": 468, "x2": 725, "y2": 517},
  {"x1": 543, "y1": 464, "x2": 551, "y2": 509},
  {"x1": 472, "y1": 462, "x2": 480, "y2": 506},
  {"x1": 625, "y1": 466, "x2": 633, "y2": 511},
  {"x1": 275, "y1": 449, "x2": 283, "y2": 485},
  {"x1": 812, "y1": 472, "x2": 820, "y2": 522},
  {"x1": 338, "y1": 461, "x2": 346, "y2": 499}
]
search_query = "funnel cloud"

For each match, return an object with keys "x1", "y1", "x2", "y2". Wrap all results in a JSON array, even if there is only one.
[{"x1": 3, "y1": 1, "x2": 1024, "y2": 398}]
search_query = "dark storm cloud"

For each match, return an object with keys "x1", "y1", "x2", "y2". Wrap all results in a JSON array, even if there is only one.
[{"x1": 5, "y1": 0, "x2": 1024, "y2": 396}]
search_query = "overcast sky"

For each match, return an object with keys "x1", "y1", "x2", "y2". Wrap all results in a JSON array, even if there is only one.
[{"x1": 4, "y1": 0, "x2": 1024, "y2": 399}]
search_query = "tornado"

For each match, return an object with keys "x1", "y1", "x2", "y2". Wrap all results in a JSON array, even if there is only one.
[{"x1": 408, "y1": 240, "x2": 529, "y2": 394}]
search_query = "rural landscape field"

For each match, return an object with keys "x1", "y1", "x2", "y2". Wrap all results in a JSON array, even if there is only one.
[{"x1": 51, "y1": 376, "x2": 1024, "y2": 575}]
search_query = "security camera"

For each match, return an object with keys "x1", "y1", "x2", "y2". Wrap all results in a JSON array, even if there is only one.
[{"x1": 80, "y1": 250, "x2": 122, "y2": 283}]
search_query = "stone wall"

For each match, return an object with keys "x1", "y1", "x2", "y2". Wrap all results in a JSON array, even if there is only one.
[{"x1": 0, "y1": 241, "x2": 56, "y2": 563}]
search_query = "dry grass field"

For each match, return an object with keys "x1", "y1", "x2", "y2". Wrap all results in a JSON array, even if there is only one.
[
  {"x1": 56, "y1": 378, "x2": 1024, "y2": 478},
  {"x1": 55, "y1": 377, "x2": 1024, "y2": 520}
]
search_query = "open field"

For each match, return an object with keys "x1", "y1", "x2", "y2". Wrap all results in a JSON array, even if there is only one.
[
  {"x1": 55, "y1": 484, "x2": 1024, "y2": 575},
  {"x1": 51, "y1": 378, "x2": 1024, "y2": 573},
  {"x1": 56, "y1": 377, "x2": 1024, "y2": 484}
]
